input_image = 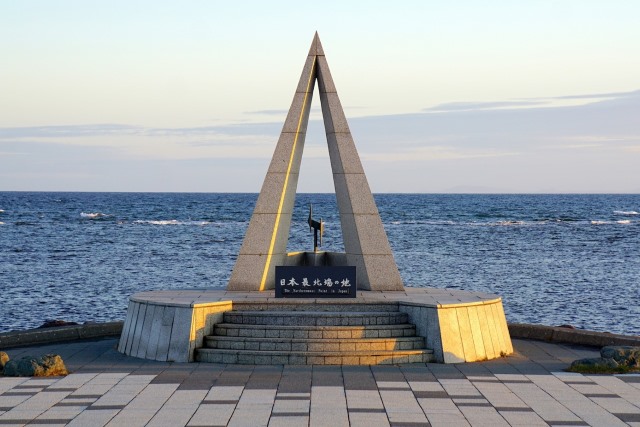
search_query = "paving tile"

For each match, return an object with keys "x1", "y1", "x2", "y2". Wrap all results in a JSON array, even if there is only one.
[
  {"x1": 204, "y1": 385, "x2": 244, "y2": 402},
  {"x1": 161, "y1": 389, "x2": 208, "y2": 408},
  {"x1": 345, "y1": 390, "x2": 384, "y2": 410},
  {"x1": 376, "y1": 381, "x2": 410, "y2": 389},
  {"x1": 417, "y1": 397, "x2": 459, "y2": 414},
  {"x1": 425, "y1": 411, "x2": 471, "y2": 426},
  {"x1": 590, "y1": 375, "x2": 640, "y2": 407},
  {"x1": 66, "y1": 408, "x2": 120, "y2": 426},
  {"x1": 310, "y1": 386, "x2": 348, "y2": 427},
  {"x1": 12, "y1": 391, "x2": 71, "y2": 412},
  {"x1": 32, "y1": 406, "x2": 84, "y2": 421},
  {"x1": 237, "y1": 389, "x2": 276, "y2": 407},
  {"x1": 499, "y1": 409, "x2": 548, "y2": 426},
  {"x1": 272, "y1": 398, "x2": 309, "y2": 414},
  {"x1": 123, "y1": 383, "x2": 179, "y2": 411},
  {"x1": 188, "y1": 403, "x2": 235, "y2": 426},
  {"x1": 590, "y1": 396, "x2": 640, "y2": 413},
  {"x1": 3, "y1": 335, "x2": 640, "y2": 427},
  {"x1": 504, "y1": 381, "x2": 583, "y2": 422},
  {"x1": 458, "y1": 406, "x2": 510, "y2": 426},
  {"x1": 147, "y1": 407, "x2": 200, "y2": 427},
  {"x1": 473, "y1": 382, "x2": 529, "y2": 408},
  {"x1": 408, "y1": 381, "x2": 445, "y2": 392},
  {"x1": 228, "y1": 405, "x2": 273, "y2": 427},
  {"x1": 105, "y1": 408, "x2": 158, "y2": 427},
  {"x1": 268, "y1": 415, "x2": 310, "y2": 427},
  {"x1": 0, "y1": 409, "x2": 46, "y2": 422}
]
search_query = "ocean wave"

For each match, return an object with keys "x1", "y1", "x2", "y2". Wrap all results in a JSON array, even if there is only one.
[
  {"x1": 0, "y1": 222, "x2": 4, "y2": 225},
  {"x1": 591, "y1": 220, "x2": 634, "y2": 225},
  {"x1": 133, "y1": 219, "x2": 211, "y2": 226},
  {"x1": 613, "y1": 210, "x2": 639, "y2": 216},
  {"x1": 0, "y1": 209, "x2": 4, "y2": 213},
  {"x1": 80, "y1": 212, "x2": 109, "y2": 219},
  {"x1": 495, "y1": 220, "x2": 526, "y2": 226}
]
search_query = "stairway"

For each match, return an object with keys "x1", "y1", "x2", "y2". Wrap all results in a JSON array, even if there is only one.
[{"x1": 195, "y1": 310, "x2": 434, "y2": 365}]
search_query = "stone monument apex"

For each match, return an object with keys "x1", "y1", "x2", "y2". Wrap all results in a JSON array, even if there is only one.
[{"x1": 228, "y1": 33, "x2": 404, "y2": 292}]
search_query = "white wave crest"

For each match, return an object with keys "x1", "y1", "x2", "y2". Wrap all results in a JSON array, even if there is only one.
[
  {"x1": 496, "y1": 220, "x2": 526, "y2": 226},
  {"x1": 0, "y1": 209, "x2": 4, "y2": 213},
  {"x1": 0, "y1": 221, "x2": 4, "y2": 225},
  {"x1": 616, "y1": 220, "x2": 632, "y2": 224},
  {"x1": 133, "y1": 219, "x2": 210, "y2": 226},
  {"x1": 591, "y1": 220, "x2": 608, "y2": 225},
  {"x1": 613, "y1": 210, "x2": 639, "y2": 215},
  {"x1": 80, "y1": 212, "x2": 108, "y2": 219}
]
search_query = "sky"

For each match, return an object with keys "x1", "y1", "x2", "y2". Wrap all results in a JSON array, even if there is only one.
[{"x1": 1, "y1": 1, "x2": 639, "y2": 193}]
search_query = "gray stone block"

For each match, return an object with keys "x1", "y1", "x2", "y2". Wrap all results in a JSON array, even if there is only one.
[
  {"x1": 283, "y1": 92, "x2": 314, "y2": 134},
  {"x1": 326, "y1": 133, "x2": 365, "y2": 174},
  {"x1": 237, "y1": 213, "x2": 291, "y2": 256},
  {"x1": 145, "y1": 305, "x2": 165, "y2": 360},
  {"x1": 118, "y1": 300, "x2": 135, "y2": 353},
  {"x1": 266, "y1": 133, "x2": 306, "y2": 174},
  {"x1": 167, "y1": 307, "x2": 193, "y2": 363},
  {"x1": 316, "y1": 56, "x2": 336, "y2": 93},
  {"x1": 333, "y1": 174, "x2": 379, "y2": 215},
  {"x1": 308, "y1": 32, "x2": 325, "y2": 56},
  {"x1": 245, "y1": 341, "x2": 260, "y2": 351},
  {"x1": 342, "y1": 214, "x2": 394, "y2": 255},
  {"x1": 252, "y1": 172, "x2": 300, "y2": 214},
  {"x1": 228, "y1": 253, "x2": 284, "y2": 291},
  {"x1": 346, "y1": 253, "x2": 404, "y2": 291},
  {"x1": 295, "y1": 55, "x2": 317, "y2": 94},
  {"x1": 154, "y1": 306, "x2": 175, "y2": 361},
  {"x1": 319, "y1": 92, "x2": 350, "y2": 134},
  {"x1": 129, "y1": 302, "x2": 147, "y2": 357}
]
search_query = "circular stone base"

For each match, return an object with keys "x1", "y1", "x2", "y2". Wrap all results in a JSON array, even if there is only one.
[{"x1": 118, "y1": 287, "x2": 512, "y2": 364}]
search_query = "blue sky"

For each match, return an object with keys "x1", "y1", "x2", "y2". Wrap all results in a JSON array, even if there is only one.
[{"x1": 1, "y1": 1, "x2": 639, "y2": 192}]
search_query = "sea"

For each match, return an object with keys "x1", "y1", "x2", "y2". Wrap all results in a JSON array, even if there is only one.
[{"x1": 0, "y1": 192, "x2": 639, "y2": 336}]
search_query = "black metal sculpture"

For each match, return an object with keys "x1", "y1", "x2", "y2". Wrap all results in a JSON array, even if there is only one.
[{"x1": 307, "y1": 204, "x2": 324, "y2": 253}]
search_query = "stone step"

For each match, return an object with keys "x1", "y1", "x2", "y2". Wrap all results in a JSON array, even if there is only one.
[
  {"x1": 195, "y1": 348, "x2": 435, "y2": 365},
  {"x1": 222, "y1": 311, "x2": 408, "y2": 327},
  {"x1": 205, "y1": 336, "x2": 425, "y2": 352},
  {"x1": 213, "y1": 323, "x2": 417, "y2": 339}
]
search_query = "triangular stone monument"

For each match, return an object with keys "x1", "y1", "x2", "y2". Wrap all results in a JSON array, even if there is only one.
[{"x1": 228, "y1": 33, "x2": 404, "y2": 292}]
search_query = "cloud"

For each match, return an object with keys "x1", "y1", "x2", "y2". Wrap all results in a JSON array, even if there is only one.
[
  {"x1": 424, "y1": 100, "x2": 547, "y2": 112},
  {"x1": 423, "y1": 90, "x2": 640, "y2": 113},
  {"x1": 362, "y1": 146, "x2": 519, "y2": 162},
  {"x1": 553, "y1": 90, "x2": 640, "y2": 100},
  {"x1": 244, "y1": 106, "x2": 322, "y2": 116},
  {"x1": 0, "y1": 124, "x2": 141, "y2": 139},
  {"x1": 2, "y1": 88, "x2": 639, "y2": 192},
  {"x1": 243, "y1": 109, "x2": 289, "y2": 115}
]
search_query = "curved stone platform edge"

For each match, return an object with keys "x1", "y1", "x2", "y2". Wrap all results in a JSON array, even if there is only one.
[
  {"x1": 2, "y1": 321, "x2": 638, "y2": 354},
  {"x1": 508, "y1": 323, "x2": 640, "y2": 348},
  {"x1": 0, "y1": 322, "x2": 124, "y2": 349},
  {"x1": 117, "y1": 290, "x2": 514, "y2": 364}
]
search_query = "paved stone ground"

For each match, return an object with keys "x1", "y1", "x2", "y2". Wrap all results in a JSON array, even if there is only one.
[{"x1": 1, "y1": 338, "x2": 639, "y2": 426}]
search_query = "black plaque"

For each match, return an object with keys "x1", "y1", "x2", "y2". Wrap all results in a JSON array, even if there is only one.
[{"x1": 275, "y1": 266, "x2": 357, "y2": 298}]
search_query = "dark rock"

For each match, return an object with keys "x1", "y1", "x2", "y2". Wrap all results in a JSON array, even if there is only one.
[
  {"x1": 601, "y1": 346, "x2": 640, "y2": 368},
  {"x1": 2, "y1": 354, "x2": 68, "y2": 377},
  {"x1": 0, "y1": 351, "x2": 8, "y2": 373},
  {"x1": 557, "y1": 324, "x2": 576, "y2": 329},
  {"x1": 38, "y1": 320, "x2": 79, "y2": 329}
]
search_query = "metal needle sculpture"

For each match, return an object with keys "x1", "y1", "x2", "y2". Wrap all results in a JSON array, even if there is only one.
[{"x1": 307, "y1": 204, "x2": 324, "y2": 253}]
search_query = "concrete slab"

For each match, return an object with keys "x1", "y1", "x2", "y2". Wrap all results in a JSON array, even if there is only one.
[{"x1": 3, "y1": 337, "x2": 631, "y2": 427}]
